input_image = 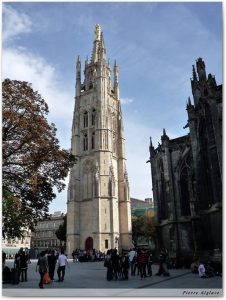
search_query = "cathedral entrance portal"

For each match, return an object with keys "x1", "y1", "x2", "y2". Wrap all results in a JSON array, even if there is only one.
[{"x1": 85, "y1": 237, "x2": 93, "y2": 251}]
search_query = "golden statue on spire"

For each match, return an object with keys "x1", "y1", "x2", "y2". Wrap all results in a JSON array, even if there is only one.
[{"x1": 95, "y1": 24, "x2": 101, "y2": 41}]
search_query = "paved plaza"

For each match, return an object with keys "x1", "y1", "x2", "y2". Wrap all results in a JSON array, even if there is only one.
[{"x1": 3, "y1": 259, "x2": 222, "y2": 297}]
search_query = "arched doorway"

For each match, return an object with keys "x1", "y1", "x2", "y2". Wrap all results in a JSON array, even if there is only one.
[{"x1": 85, "y1": 237, "x2": 93, "y2": 251}]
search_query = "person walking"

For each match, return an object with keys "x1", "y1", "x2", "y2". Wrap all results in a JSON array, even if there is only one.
[
  {"x1": 48, "y1": 250, "x2": 57, "y2": 281},
  {"x1": 137, "y1": 249, "x2": 147, "y2": 279},
  {"x1": 20, "y1": 251, "x2": 29, "y2": 282},
  {"x1": 104, "y1": 250, "x2": 113, "y2": 281},
  {"x1": 111, "y1": 249, "x2": 120, "y2": 280},
  {"x1": 36, "y1": 251, "x2": 48, "y2": 289},
  {"x1": 57, "y1": 250, "x2": 69, "y2": 282},
  {"x1": 147, "y1": 251, "x2": 153, "y2": 276},
  {"x1": 121, "y1": 255, "x2": 130, "y2": 280},
  {"x1": 128, "y1": 248, "x2": 136, "y2": 276},
  {"x1": 14, "y1": 251, "x2": 22, "y2": 283}
]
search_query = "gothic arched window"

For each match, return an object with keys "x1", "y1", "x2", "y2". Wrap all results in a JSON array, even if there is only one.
[
  {"x1": 84, "y1": 111, "x2": 88, "y2": 128},
  {"x1": 91, "y1": 132, "x2": 95, "y2": 149},
  {"x1": 83, "y1": 134, "x2": 88, "y2": 151},
  {"x1": 91, "y1": 109, "x2": 96, "y2": 126}
]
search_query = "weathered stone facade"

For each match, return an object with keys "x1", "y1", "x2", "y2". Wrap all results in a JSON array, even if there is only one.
[
  {"x1": 31, "y1": 211, "x2": 66, "y2": 249},
  {"x1": 67, "y1": 25, "x2": 132, "y2": 254},
  {"x1": 148, "y1": 58, "x2": 222, "y2": 263}
]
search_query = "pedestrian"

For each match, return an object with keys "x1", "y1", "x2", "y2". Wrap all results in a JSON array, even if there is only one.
[
  {"x1": 36, "y1": 251, "x2": 48, "y2": 289},
  {"x1": 72, "y1": 250, "x2": 75, "y2": 262},
  {"x1": 155, "y1": 251, "x2": 170, "y2": 276},
  {"x1": 111, "y1": 249, "x2": 120, "y2": 280},
  {"x1": 75, "y1": 249, "x2": 79, "y2": 262},
  {"x1": 128, "y1": 248, "x2": 136, "y2": 276},
  {"x1": 57, "y1": 250, "x2": 69, "y2": 282},
  {"x1": 2, "y1": 251, "x2": 6, "y2": 268},
  {"x1": 137, "y1": 249, "x2": 147, "y2": 279},
  {"x1": 20, "y1": 251, "x2": 29, "y2": 282},
  {"x1": 198, "y1": 261, "x2": 207, "y2": 278},
  {"x1": 14, "y1": 251, "x2": 21, "y2": 282},
  {"x1": 147, "y1": 251, "x2": 153, "y2": 276},
  {"x1": 121, "y1": 255, "x2": 130, "y2": 280},
  {"x1": 104, "y1": 250, "x2": 113, "y2": 281},
  {"x1": 48, "y1": 250, "x2": 58, "y2": 281}
]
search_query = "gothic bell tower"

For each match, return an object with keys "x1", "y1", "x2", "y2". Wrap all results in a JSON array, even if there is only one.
[{"x1": 67, "y1": 25, "x2": 132, "y2": 254}]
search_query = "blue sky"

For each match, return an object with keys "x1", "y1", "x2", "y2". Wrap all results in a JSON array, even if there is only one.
[{"x1": 2, "y1": 2, "x2": 222, "y2": 213}]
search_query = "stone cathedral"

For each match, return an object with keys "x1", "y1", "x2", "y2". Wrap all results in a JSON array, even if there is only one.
[
  {"x1": 67, "y1": 25, "x2": 132, "y2": 254},
  {"x1": 148, "y1": 58, "x2": 222, "y2": 263}
]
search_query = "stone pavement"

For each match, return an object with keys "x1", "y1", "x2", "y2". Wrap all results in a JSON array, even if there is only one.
[{"x1": 2, "y1": 259, "x2": 222, "y2": 297}]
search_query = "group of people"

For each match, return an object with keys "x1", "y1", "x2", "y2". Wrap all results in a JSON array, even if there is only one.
[
  {"x1": 2, "y1": 248, "x2": 70, "y2": 288},
  {"x1": 2, "y1": 248, "x2": 30, "y2": 284},
  {"x1": 71, "y1": 249, "x2": 104, "y2": 262},
  {"x1": 104, "y1": 248, "x2": 155, "y2": 281},
  {"x1": 191, "y1": 260, "x2": 222, "y2": 278},
  {"x1": 36, "y1": 249, "x2": 69, "y2": 288}
]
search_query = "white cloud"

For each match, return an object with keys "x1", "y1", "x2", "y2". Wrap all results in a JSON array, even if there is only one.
[
  {"x1": 2, "y1": 46, "x2": 74, "y2": 148},
  {"x1": 120, "y1": 97, "x2": 134, "y2": 105},
  {"x1": 124, "y1": 120, "x2": 157, "y2": 199},
  {"x1": 2, "y1": 5, "x2": 74, "y2": 135},
  {"x1": 124, "y1": 118, "x2": 181, "y2": 199},
  {"x1": 3, "y1": 5, "x2": 32, "y2": 43}
]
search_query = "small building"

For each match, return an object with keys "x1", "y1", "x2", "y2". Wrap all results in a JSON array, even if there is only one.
[
  {"x1": 131, "y1": 197, "x2": 154, "y2": 217},
  {"x1": 2, "y1": 228, "x2": 31, "y2": 258},
  {"x1": 30, "y1": 211, "x2": 66, "y2": 256}
]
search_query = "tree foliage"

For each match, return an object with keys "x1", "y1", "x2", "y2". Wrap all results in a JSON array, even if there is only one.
[
  {"x1": 2, "y1": 79, "x2": 75, "y2": 238},
  {"x1": 132, "y1": 210, "x2": 156, "y2": 247},
  {"x1": 55, "y1": 215, "x2": 67, "y2": 242}
]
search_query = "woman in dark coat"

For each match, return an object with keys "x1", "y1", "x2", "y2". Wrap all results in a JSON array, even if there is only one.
[
  {"x1": 36, "y1": 251, "x2": 48, "y2": 288},
  {"x1": 20, "y1": 251, "x2": 29, "y2": 282},
  {"x1": 48, "y1": 250, "x2": 57, "y2": 280}
]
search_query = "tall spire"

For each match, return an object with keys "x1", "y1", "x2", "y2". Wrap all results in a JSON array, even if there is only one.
[
  {"x1": 92, "y1": 24, "x2": 101, "y2": 62},
  {"x1": 114, "y1": 60, "x2": 119, "y2": 99},
  {"x1": 149, "y1": 136, "x2": 155, "y2": 158},
  {"x1": 76, "y1": 55, "x2": 81, "y2": 97},
  {"x1": 95, "y1": 24, "x2": 101, "y2": 41},
  {"x1": 100, "y1": 31, "x2": 105, "y2": 49},
  {"x1": 76, "y1": 55, "x2": 81, "y2": 77},
  {"x1": 150, "y1": 136, "x2": 153, "y2": 147},
  {"x1": 98, "y1": 31, "x2": 106, "y2": 61},
  {"x1": 188, "y1": 96, "x2": 191, "y2": 106},
  {"x1": 196, "y1": 57, "x2": 206, "y2": 82},
  {"x1": 161, "y1": 128, "x2": 169, "y2": 143},
  {"x1": 192, "y1": 65, "x2": 197, "y2": 82}
]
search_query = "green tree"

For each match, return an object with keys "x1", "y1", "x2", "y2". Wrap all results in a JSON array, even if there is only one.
[
  {"x1": 131, "y1": 215, "x2": 143, "y2": 247},
  {"x1": 141, "y1": 210, "x2": 156, "y2": 241},
  {"x1": 132, "y1": 210, "x2": 156, "y2": 247},
  {"x1": 2, "y1": 79, "x2": 76, "y2": 239},
  {"x1": 55, "y1": 215, "x2": 67, "y2": 243}
]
